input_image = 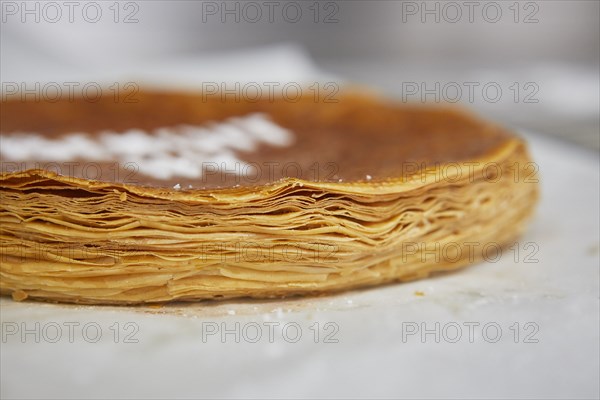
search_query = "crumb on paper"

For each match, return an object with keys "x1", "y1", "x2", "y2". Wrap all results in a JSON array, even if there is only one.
[
  {"x1": 414, "y1": 291, "x2": 425, "y2": 297},
  {"x1": 12, "y1": 290, "x2": 28, "y2": 301},
  {"x1": 227, "y1": 310, "x2": 236, "y2": 315}
]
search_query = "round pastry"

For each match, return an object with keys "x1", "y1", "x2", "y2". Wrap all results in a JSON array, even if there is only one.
[{"x1": 0, "y1": 90, "x2": 538, "y2": 304}]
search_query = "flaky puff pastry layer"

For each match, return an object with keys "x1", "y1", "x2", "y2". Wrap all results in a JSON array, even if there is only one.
[{"x1": 0, "y1": 95, "x2": 538, "y2": 304}]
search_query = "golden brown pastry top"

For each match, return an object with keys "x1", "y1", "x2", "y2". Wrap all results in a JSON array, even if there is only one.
[{"x1": 1, "y1": 90, "x2": 516, "y2": 191}]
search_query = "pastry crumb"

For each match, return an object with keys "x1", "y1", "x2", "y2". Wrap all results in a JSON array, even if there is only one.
[
  {"x1": 119, "y1": 192, "x2": 127, "y2": 202},
  {"x1": 414, "y1": 291, "x2": 425, "y2": 297},
  {"x1": 12, "y1": 290, "x2": 28, "y2": 301}
]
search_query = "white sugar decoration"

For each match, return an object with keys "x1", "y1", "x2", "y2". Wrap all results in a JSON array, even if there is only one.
[{"x1": 0, "y1": 113, "x2": 294, "y2": 181}]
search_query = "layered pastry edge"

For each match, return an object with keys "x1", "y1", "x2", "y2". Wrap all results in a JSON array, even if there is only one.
[{"x1": 0, "y1": 92, "x2": 539, "y2": 304}]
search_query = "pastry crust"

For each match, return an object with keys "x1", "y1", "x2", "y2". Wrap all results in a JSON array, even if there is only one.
[{"x1": 0, "y1": 91, "x2": 539, "y2": 304}]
